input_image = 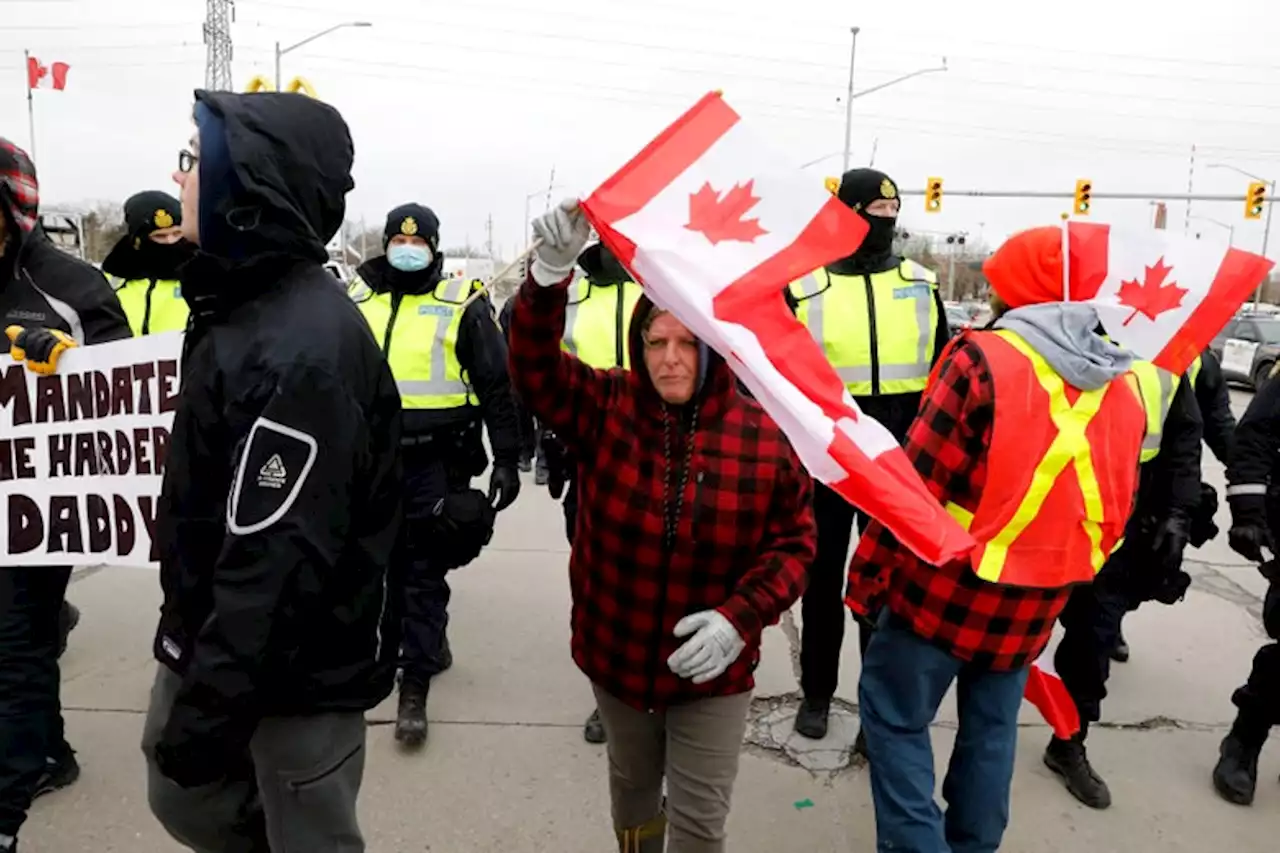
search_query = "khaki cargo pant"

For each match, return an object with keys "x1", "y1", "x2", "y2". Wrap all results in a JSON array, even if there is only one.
[{"x1": 592, "y1": 683, "x2": 752, "y2": 853}]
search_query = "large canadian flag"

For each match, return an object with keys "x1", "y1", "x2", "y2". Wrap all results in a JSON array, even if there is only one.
[
  {"x1": 579, "y1": 92, "x2": 974, "y2": 566},
  {"x1": 27, "y1": 56, "x2": 70, "y2": 91},
  {"x1": 1068, "y1": 221, "x2": 1273, "y2": 375}
]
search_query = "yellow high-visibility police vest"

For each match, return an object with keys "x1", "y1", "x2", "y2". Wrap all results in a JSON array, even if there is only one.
[
  {"x1": 351, "y1": 275, "x2": 475, "y2": 410},
  {"x1": 111, "y1": 277, "x2": 189, "y2": 336},
  {"x1": 789, "y1": 260, "x2": 939, "y2": 396},
  {"x1": 562, "y1": 276, "x2": 643, "y2": 370},
  {"x1": 1128, "y1": 360, "x2": 1182, "y2": 463}
]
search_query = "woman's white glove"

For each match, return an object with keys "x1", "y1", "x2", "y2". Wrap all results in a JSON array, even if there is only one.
[
  {"x1": 666, "y1": 610, "x2": 746, "y2": 684},
  {"x1": 530, "y1": 198, "x2": 590, "y2": 286}
]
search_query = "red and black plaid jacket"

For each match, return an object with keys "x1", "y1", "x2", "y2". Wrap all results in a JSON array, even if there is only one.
[
  {"x1": 846, "y1": 336, "x2": 1072, "y2": 672},
  {"x1": 509, "y1": 276, "x2": 815, "y2": 710}
]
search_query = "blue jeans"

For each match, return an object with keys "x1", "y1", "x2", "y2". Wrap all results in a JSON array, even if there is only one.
[{"x1": 858, "y1": 615, "x2": 1029, "y2": 853}]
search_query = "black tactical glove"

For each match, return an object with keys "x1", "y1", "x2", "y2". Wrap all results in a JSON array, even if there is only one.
[
  {"x1": 1227, "y1": 493, "x2": 1273, "y2": 564},
  {"x1": 6, "y1": 325, "x2": 77, "y2": 375},
  {"x1": 488, "y1": 465, "x2": 521, "y2": 512},
  {"x1": 541, "y1": 430, "x2": 570, "y2": 500},
  {"x1": 1151, "y1": 512, "x2": 1191, "y2": 570},
  {"x1": 1188, "y1": 483, "x2": 1220, "y2": 548}
]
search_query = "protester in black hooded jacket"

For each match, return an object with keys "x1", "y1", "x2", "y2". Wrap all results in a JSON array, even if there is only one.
[
  {"x1": 101, "y1": 190, "x2": 193, "y2": 336},
  {"x1": 348, "y1": 204, "x2": 520, "y2": 748},
  {"x1": 141, "y1": 90, "x2": 402, "y2": 853},
  {"x1": 0, "y1": 137, "x2": 131, "y2": 853}
]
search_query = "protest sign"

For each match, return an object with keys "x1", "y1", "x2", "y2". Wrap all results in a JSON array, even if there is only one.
[{"x1": 0, "y1": 332, "x2": 182, "y2": 568}]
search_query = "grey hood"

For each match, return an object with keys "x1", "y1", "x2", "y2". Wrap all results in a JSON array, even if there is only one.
[{"x1": 993, "y1": 302, "x2": 1132, "y2": 391}]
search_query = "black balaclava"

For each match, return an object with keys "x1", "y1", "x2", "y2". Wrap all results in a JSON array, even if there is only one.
[
  {"x1": 831, "y1": 168, "x2": 900, "y2": 274},
  {"x1": 102, "y1": 190, "x2": 192, "y2": 280}
]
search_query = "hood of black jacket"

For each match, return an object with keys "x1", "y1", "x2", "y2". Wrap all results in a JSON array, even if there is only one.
[{"x1": 191, "y1": 89, "x2": 353, "y2": 264}]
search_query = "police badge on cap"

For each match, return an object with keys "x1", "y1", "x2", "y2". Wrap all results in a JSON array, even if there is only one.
[{"x1": 400, "y1": 216, "x2": 418, "y2": 236}]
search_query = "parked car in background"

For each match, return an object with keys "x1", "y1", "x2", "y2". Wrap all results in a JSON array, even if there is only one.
[
  {"x1": 945, "y1": 303, "x2": 974, "y2": 339},
  {"x1": 1209, "y1": 313, "x2": 1280, "y2": 388}
]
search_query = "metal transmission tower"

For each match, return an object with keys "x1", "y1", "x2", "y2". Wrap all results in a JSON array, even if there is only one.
[{"x1": 203, "y1": 0, "x2": 235, "y2": 90}]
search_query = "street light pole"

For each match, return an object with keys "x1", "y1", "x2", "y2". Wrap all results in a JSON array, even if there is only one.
[
  {"x1": 275, "y1": 21, "x2": 372, "y2": 90},
  {"x1": 841, "y1": 26, "x2": 860, "y2": 174}
]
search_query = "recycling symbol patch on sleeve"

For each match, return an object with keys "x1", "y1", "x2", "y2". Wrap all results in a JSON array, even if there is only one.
[{"x1": 226, "y1": 417, "x2": 319, "y2": 535}]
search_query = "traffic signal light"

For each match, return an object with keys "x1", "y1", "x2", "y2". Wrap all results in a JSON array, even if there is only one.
[
  {"x1": 1246, "y1": 181, "x2": 1267, "y2": 220},
  {"x1": 925, "y1": 177, "x2": 943, "y2": 213},
  {"x1": 1073, "y1": 179, "x2": 1093, "y2": 215}
]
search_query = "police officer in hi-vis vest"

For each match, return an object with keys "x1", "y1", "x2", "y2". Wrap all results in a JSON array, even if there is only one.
[
  {"x1": 788, "y1": 168, "x2": 949, "y2": 745},
  {"x1": 101, "y1": 191, "x2": 192, "y2": 336},
  {"x1": 350, "y1": 204, "x2": 521, "y2": 748}
]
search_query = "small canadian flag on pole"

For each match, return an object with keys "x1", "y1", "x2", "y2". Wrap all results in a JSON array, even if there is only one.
[
  {"x1": 1068, "y1": 221, "x2": 1273, "y2": 374},
  {"x1": 27, "y1": 55, "x2": 70, "y2": 91},
  {"x1": 580, "y1": 91, "x2": 975, "y2": 566}
]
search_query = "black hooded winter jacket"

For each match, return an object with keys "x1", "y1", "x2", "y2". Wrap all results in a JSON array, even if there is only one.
[
  {"x1": 0, "y1": 140, "x2": 130, "y2": 347},
  {"x1": 153, "y1": 91, "x2": 403, "y2": 751}
]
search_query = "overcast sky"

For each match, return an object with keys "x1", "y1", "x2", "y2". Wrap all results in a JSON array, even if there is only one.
[{"x1": 3, "y1": 0, "x2": 1278, "y2": 261}]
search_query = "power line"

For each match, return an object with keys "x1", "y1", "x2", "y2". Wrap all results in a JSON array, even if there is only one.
[{"x1": 258, "y1": 53, "x2": 1280, "y2": 160}]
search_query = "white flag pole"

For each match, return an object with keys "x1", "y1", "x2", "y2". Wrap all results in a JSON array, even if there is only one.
[
  {"x1": 23, "y1": 50, "x2": 36, "y2": 162},
  {"x1": 1062, "y1": 218, "x2": 1071, "y2": 302}
]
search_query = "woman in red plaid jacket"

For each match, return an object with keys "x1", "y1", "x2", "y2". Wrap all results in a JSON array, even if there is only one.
[{"x1": 509, "y1": 201, "x2": 816, "y2": 853}]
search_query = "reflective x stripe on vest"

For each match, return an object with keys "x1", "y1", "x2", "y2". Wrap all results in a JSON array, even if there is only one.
[
  {"x1": 789, "y1": 260, "x2": 939, "y2": 395},
  {"x1": 945, "y1": 329, "x2": 1145, "y2": 588},
  {"x1": 353, "y1": 276, "x2": 474, "y2": 409},
  {"x1": 1188, "y1": 354, "x2": 1203, "y2": 389},
  {"x1": 562, "y1": 277, "x2": 642, "y2": 369},
  {"x1": 114, "y1": 278, "x2": 189, "y2": 336},
  {"x1": 1128, "y1": 360, "x2": 1181, "y2": 462}
]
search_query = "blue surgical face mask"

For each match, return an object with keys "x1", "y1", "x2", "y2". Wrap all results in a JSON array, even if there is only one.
[{"x1": 387, "y1": 243, "x2": 432, "y2": 272}]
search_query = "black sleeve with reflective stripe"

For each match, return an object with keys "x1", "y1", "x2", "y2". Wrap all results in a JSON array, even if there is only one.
[
  {"x1": 1194, "y1": 349, "x2": 1236, "y2": 466},
  {"x1": 1228, "y1": 370, "x2": 1280, "y2": 493},
  {"x1": 457, "y1": 299, "x2": 520, "y2": 468},
  {"x1": 1141, "y1": 379, "x2": 1203, "y2": 515}
]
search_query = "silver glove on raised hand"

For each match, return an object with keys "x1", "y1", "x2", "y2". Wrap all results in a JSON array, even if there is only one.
[
  {"x1": 666, "y1": 610, "x2": 746, "y2": 684},
  {"x1": 529, "y1": 198, "x2": 590, "y2": 286}
]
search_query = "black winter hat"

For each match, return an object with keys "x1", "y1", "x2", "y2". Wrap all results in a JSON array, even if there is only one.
[
  {"x1": 835, "y1": 168, "x2": 899, "y2": 213},
  {"x1": 383, "y1": 203, "x2": 440, "y2": 250},
  {"x1": 123, "y1": 190, "x2": 182, "y2": 238}
]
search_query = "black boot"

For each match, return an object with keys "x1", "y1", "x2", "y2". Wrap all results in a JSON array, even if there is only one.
[
  {"x1": 1109, "y1": 629, "x2": 1130, "y2": 663},
  {"x1": 518, "y1": 452, "x2": 533, "y2": 473},
  {"x1": 853, "y1": 727, "x2": 868, "y2": 760},
  {"x1": 1044, "y1": 735, "x2": 1111, "y2": 809},
  {"x1": 57, "y1": 602, "x2": 80, "y2": 659},
  {"x1": 793, "y1": 697, "x2": 830, "y2": 740},
  {"x1": 1213, "y1": 733, "x2": 1262, "y2": 806},
  {"x1": 395, "y1": 682, "x2": 429, "y2": 749},
  {"x1": 583, "y1": 708, "x2": 607, "y2": 744},
  {"x1": 33, "y1": 751, "x2": 80, "y2": 799}
]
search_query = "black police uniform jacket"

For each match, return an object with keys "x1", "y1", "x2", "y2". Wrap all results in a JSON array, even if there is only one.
[{"x1": 152, "y1": 90, "x2": 404, "y2": 753}]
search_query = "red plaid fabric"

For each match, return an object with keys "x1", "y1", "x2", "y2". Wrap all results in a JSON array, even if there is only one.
[
  {"x1": 846, "y1": 335, "x2": 1072, "y2": 671},
  {"x1": 509, "y1": 276, "x2": 815, "y2": 709},
  {"x1": 0, "y1": 138, "x2": 39, "y2": 234}
]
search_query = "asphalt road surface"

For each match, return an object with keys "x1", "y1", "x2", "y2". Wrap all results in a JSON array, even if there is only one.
[{"x1": 19, "y1": 387, "x2": 1280, "y2": 851}]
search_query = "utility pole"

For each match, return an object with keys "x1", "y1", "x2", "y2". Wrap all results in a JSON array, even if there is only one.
[
  {"x1": 841, "y1": 26, "x2": 860, "y2": 174},
  {"x1": 1184, "y1": 144, "x2": 1196, "y2": 236},
  {"x1": 360, "y1": 215, "x2": 367, "y2": 260},
  {"x1": 486, "y1": 214, "x2": 494, "y2": 259},
  {"x1": 203, "y1": 0, "x2": 235, "y2": 90}
]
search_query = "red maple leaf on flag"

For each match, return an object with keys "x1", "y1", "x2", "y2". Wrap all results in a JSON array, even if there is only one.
[
  {"x1": 1117, "y1": 257, "x2": 1187, "y2": 326},
  {"x1": 684, "y1": 181, "x2": 768, "y2": 245}
]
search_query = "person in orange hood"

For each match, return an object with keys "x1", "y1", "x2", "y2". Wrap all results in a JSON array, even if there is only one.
[{"x1": 845, "y1": 225, "x2": 1154, "y2": 851}]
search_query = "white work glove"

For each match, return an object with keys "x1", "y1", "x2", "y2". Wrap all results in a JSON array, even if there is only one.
[
  {"x1": 666, "y1": 610, "x2": 746, "y2": 684},
  {"x1": 530, "y1": 198, "x2": 590, "y2": 287}
]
